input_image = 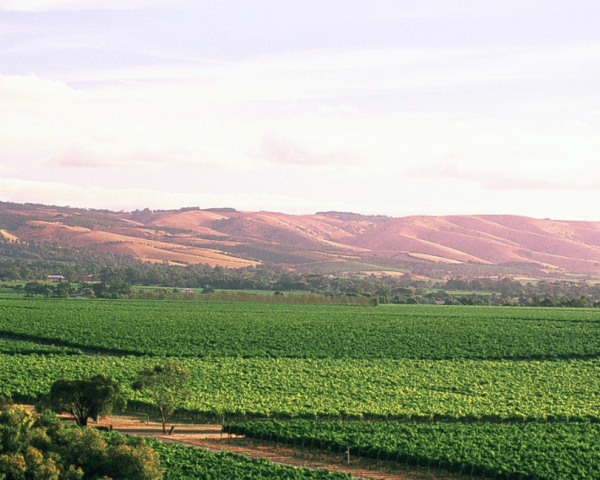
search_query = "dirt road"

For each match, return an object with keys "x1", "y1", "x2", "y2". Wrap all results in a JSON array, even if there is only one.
[{"x1": 98, "y1": 413, "x2": 465, "y2": 480}]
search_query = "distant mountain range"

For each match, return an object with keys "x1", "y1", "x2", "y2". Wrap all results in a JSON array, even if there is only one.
[{"x1": 2, "y1": 202, "x2": 600, "y2": 276}]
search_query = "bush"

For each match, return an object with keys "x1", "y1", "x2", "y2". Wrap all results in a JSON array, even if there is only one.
[{"x1": 0, "y1": 406, "x2": 163, "y2": 480}]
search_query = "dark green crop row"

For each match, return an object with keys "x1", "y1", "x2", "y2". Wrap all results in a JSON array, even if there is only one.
[
  {"x1": 141, "y1": 436, "x2": 352, "y2": 479},
  {"x1": 1, "y1": 300, "x2": 600, "y2": 359},
  {"x1": 224, "y1": 420, "x2": 600, "y2": 480},
  {"x1": 0, "y1": 338, "x2": 82, "y2": 355},
  {"x1": 1, "y1": 354, "x2": 598, "y2": 422}
]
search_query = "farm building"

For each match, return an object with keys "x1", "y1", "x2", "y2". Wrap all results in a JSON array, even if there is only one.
[{"x1": 47, "y1": 275, "x2": 66, "y2": 282}]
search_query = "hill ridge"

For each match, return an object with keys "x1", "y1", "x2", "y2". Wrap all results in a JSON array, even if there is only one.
[{"x1": 1, "y1": 202, "x2": 600, "y2": 274}]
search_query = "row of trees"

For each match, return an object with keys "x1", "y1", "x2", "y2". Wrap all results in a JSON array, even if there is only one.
[
  {"x1": 18, "y1": 281, "x2": 377, "y2": 305},
  {"x1": 21, "y1": 280, "x2": 134, "y2": 299},
  {"x1": 396, "y1": 290, "x2": 600, "y2": 308},
  {"x1": 4, "y1": 244, "x2": 600, "y2": 306},
  {"x1": 14, "y1": 278, "x2": 600, "y2": 309}
]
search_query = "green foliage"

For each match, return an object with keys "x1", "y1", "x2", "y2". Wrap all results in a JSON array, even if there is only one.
[
  {"x1": 0, "y1": 393, "x2": 11, "y2": 409},
  {"x1": 0, "y1": 213, "x2": 35, "y2": 230},
  {"x1": 0, "y1": 406, "x2": 162, "y2": 480},
  {"x1": 226, "y1": 420, "x2": 600, "y2": 480},
  {"x1": 20, "y1": 281, "x2": 134, "y2": 299},
  {"x1": 1, "y1": 296, "x2": 598, "y2": 477},
  {"x1": 129, "y1": 289, "x2": 374, "y2": 305},
  {"x1": 91, "y1": 280, "x2": 134, "y2": 298},
  {"x1": 24, "y1": 281, "x2": 52, "y2": 297},
  {"x1": 132, "y1": 362, "x2": 191, "y2": 434},
  {"x1": 0, "y1": 339, "x2": 81, "y2": 356},
  {"x1": 38, "y1": 375, "x2": 126, "y2": 426},
  {"x1": 1, "y1": 241, "x2": 600, "y2": 306},
  {"x1": 143, "y1": 435, "x2": 352, "y2": 479},
  {"x1": 1, "y1": 300, "x2": 600, "y2": 359},
  {"x1": 1, "y1": 355, "x2": 598, "y2": 422}
]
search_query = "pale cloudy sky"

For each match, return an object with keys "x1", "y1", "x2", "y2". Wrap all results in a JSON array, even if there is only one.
[{"x1": 1, "y1": 1, "x2": 600, "y2": 219}]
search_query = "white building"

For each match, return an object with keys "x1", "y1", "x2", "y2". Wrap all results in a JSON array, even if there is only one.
[{"x1": 47, "y1": 275, "x2": 66, "y2": 282}]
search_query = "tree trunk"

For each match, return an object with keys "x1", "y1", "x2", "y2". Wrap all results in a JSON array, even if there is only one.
[{"x1": 160, "y1": 407, "x2": 167, "y2": 434}]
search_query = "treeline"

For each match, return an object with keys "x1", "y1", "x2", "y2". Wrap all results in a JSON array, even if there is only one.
[
  {"x1": 408, "y1": 291, "x2": 600, "y2": 308},
  {"x1": 131, "y1": 289, "x2": 376, "y2": 305},
  {"x1": 16, "y1": 281, "x2": 377, "y2": 305},
  {"x1": 437, "y1": 277, "x2": 600, "y2": 307},
  {"x1": 3, "y1": 249, "x2": 600, "y2": 306},
  {"x1": 18, "y1": 279, "x2": 134, "y2": 299}
]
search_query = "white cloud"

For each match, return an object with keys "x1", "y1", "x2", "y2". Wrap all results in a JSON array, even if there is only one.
[
  {"x1": 2, "y1": 64, "x2": 600, "y2": 180},
  {"x1": 2, "y1": 42, "x2": 600, "y2": 219},
  {"x1": 261, "y1": 112, "x2": 370, "y2": 167},
  {"x1": 0, "y1": 73, "x2": 261, "y2": 171}
]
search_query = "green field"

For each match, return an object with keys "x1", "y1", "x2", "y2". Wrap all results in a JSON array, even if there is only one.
[
  {"x1": 0, "y1": 300, "x2": 599, "y2": 359},
  {"x1": 1, "y1": 298, "x2": 598, "y2": 478},
  {"x1": 143, "y1": 435, "x2": 352, "y2": 479},
  {"x1": 1, "y1": 349, "x2": 598, "y2": 422},
  {"x1": 225, "y1": 420, "x2": 600, "y2": 480},
  {"x1": 0, "y1": 338, "x2": 81, "y2": 355}
]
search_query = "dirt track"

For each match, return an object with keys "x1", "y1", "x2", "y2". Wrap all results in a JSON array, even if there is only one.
[
  {"x1": 97, "y1": 413, "x2": 467, "y2": 480},
  {"x1": 12, "y1": 407, "x2": 469, "y2": 479}
]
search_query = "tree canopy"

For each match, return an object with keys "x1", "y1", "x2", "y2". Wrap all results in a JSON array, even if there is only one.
[
  {"x1": 0, "y1": 406, "x2": 162, "y2": 480},
  {"x1": 39, "y1": 374, "x2": 126, "y2": 427},
  {"x1": 132, "y1": 362, "x2": 191, "y2": 434}
]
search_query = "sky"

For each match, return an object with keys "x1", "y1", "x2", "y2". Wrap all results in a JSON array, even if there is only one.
[{"x1": 1, "y1": 1, "x2": 600, "y2": 220}]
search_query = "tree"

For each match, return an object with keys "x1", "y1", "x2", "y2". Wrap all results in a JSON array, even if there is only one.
[
  {"x1": 0, "y1": 406, "x2": 163, "y2": 480},
  {"x1": 53, "y1": 281, "x2": 72, "y2": 298},
  {"x1": 39, "y1": 374, "x2": 126, "y2": 426},
  {"x1": 24, "y1": 281, "x2": 52, "y2": 297},
  {"x1": 132, "y1": 362, "x2": 191, "y2": 434},
  {"x1": 0, "y1": 407, "x2": 62, "y2": 480}
]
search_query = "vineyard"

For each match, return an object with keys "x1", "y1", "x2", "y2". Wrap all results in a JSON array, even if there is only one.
[
  {"x1": 224, "y1": 420, "x2": 600, "y2": 480},
  {"x1": 0, "y1": 300, "x2": 599, "y2": 359},
  {"x1": 144, "y1": 435, "x2": 354, "y2": 479},
  {"x1": 0, "y1": 298, "x2": 598, "y2": 478},
  {"x1": 1, "y1": 354, "x2": 598, "y2": 422},
  {"x1": 0, "y1": 338, "x2": 81, "y2": 355}
]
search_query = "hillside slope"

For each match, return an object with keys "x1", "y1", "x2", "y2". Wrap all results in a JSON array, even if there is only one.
[{"x1": 1, "y1": 202, "x2": 600, "y2": 274}]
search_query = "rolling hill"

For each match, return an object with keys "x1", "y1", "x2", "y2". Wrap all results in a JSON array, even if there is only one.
[{"x1": 2, "y1": 201, "x2": 600, "y2": 275}]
